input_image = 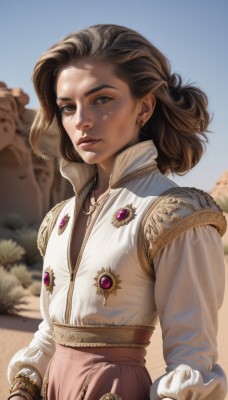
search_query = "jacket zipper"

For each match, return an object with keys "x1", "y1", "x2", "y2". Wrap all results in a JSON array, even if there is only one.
[{"x1": 64, "y1": 191, "x2": 111, "y2": 324}]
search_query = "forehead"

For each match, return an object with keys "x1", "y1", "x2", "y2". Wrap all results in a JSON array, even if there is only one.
[
  {"x1": 57, "y1": 58, "x2": 116, "y2": 83},
  {"x1": 55, "y1": 58, "x2": 131, "y2": 98}
]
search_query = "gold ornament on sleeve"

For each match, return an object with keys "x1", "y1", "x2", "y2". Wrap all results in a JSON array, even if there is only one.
[
  {"x1": 9, "y1": 372, "x2": 40, "y2": 400},
  {"x1": 94, "y1": 267, "x2": 122, "y2": 306}
]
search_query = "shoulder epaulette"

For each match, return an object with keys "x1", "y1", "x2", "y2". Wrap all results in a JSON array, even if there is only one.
[
  {"x1": 138, "y1": 187, "x2": 227, "y2": 276},
  {"x1": 37, "y1": 200, "x2": 69, "y2": 257}
]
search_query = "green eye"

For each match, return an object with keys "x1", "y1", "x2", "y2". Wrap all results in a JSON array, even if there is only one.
[
  {"x1": 58, "y1": 104, "x2": 76, "y2": 114},
  {"x1": 95, "y1": 96, "x2": 112, "y2": 104}
]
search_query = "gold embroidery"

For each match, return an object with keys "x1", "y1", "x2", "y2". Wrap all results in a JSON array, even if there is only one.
[
  {"x1": 138, "y1": 187, "x2": 227, "y2": 276},
  {"x1": 94, "y1": 267, "x2": 122, "y2": 305},
  {"x1": 80, "y1": 378, "x2": 89, "y2": 400},
  {"x1": 43, "y1": 267, "x2": 55, "y2": 294},
  {"x1": 37, "y1": 199, "x2": 68, "y2": 257},
  {"x1": 58, "y1": 213, "x2": 70, "y2": 235},
  {"x1": 100, "y1": 394, "x2": 122, "y2": 400},
  {"x1": 112, "y1": 204, "x2": 136, "y2": 228},
  {"x1": 111, "y1": 163, "x2": 158, "y2": 188},
  {"x1": 41, "y1": 361, "x2": 52, "y2": 400},
  {"x1": 52, "y1": 323, "x2": 154, "y2": 348},
  {"x1": 10, "y1": 372, "x2": 40, "y2": 399}
]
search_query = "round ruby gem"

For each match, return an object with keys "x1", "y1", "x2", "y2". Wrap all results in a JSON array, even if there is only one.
[
  {"x1": 44, "y1": 272, "x2": 50, "y2": 286},
  {"x1": 100, "y1": 275, "x2": 113, "y2": 290},
  {"x1": 116, "y1": 208, "x2": 129, "y2": 221}
]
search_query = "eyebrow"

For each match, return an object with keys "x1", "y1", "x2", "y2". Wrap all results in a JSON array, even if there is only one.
[{"x1": 56, "y1": 84, "x2": 116, "y2": 101}]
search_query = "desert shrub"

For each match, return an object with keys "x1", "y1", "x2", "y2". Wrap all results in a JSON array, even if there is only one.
[
  {"x1": 29, "y1": 281, "x2": 42, "y2": 297},
  {"x1": 0, "y1": 239, "x2": 25, "y2": 268},
  {"x1": 216, "y1": 197, "x2": 228, "y2": 213},
  {"x1": 13, "y1": 228, "x2": 41, "y2": 266},
  {"x1": 2, "y1": 214, "x2": 26, "y2": 231},
  {"x1": 11, "y1": 264, "x2": 33, "y2": 288},
  {"x1": 0, "y1": 267, "x2": 27, "y2": 314}
]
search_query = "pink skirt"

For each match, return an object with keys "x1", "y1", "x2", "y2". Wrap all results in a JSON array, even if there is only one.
[{"x1": 42, "y1": 344, "x2": 152, "y2": 400}]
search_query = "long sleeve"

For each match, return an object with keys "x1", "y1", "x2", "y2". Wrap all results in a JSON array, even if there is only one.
[
  {"x1": 7, "y1": 201, "x2": 68, "y2": 388},
  {"x1": 150, "y1": 225, "x2": 227, "y2": 400},
  {"x1": 7, "y1": 276, "x2": 55, "y2": 388}
]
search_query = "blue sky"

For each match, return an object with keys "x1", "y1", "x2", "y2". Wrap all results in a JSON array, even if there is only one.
[{"x1": 1, "y1": 0, "x2": 227, "y2": 191}]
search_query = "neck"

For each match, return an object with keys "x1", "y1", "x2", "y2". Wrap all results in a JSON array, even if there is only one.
[{"x1": 95, "y1": 162, "x2": 113, "y2": 195}]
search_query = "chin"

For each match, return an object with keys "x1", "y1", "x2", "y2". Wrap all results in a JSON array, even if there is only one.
[
  {"x1": 80, "y1": 153, "x2": 101, "y2": 165},
  {"x1": 79, "y1": 150, "x2": 114, "y2": 167}
]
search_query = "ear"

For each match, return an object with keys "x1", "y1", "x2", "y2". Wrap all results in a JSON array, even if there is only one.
[{"x1": 137, "y1": 93, "x2": 156, "y2": 125}]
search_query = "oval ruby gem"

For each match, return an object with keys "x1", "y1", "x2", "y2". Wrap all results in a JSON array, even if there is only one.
[
  {"x1": 100, "y1": 275, "x2": 113, "y2": 290},
  {"x1": 43, "y1": 272, "x2": 50, "y2": 286},
  {"x1": 116, "y1": 208, "x2": 129, "y2": 221},
  {"x1": 59, "y1": 217, "x2": 66, "y2": 229}
]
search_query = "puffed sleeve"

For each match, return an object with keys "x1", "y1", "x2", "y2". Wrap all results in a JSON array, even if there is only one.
[
  {"x1": 137, "y1": 187, "x2": 227, "y2": 399},
  {"x1": 150, "y1": 225, "x2": 227, "y2": 400},
  {"x1": 7, "y1": 201, "x2": 67, "y2": 388},
  {"x1": 7, "y1": 275, "x2": 55, "y2": 387}
]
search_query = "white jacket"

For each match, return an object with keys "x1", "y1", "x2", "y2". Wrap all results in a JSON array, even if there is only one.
[{"x1": 8, "y1": 141, "x2": 227, "y2": 400}]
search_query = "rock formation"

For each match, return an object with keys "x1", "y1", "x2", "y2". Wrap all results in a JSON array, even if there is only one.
[
  {"x1": 210, "y1": 171, "x2": 228, "y2": 200},
  {"x1": 0, "y1": 82, "x2": 72, "y2": 226}
]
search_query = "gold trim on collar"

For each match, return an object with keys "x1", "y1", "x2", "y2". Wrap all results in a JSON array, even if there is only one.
[{"x1": 112, "y1": 164, "x2": 158, "y2": 188}]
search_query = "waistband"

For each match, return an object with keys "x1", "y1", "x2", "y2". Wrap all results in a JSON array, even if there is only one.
[{"x1": 53, "y1": 323, "x2": 154, "y2": 348}]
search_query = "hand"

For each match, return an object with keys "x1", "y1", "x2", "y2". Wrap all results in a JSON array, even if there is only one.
[{"x1": 7, "y1": 396, "x2": 27, "y2": 400}]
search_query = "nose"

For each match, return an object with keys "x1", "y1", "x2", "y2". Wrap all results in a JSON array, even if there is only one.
[{"x1": 74, "y1": 105, "x2": 93, "y2": 131}]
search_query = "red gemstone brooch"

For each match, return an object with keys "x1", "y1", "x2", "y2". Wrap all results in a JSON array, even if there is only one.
[
  {"x1": 94, "y1": 267, "x2": 122, "y2": 306},
  {"x1": 58, "y1": 214, "x2": 70, "y2": 235},
  {"x1": 112, "y1": 204, "x2": 136, "y2": 228},
  {"x1": 43, "y1": 267, "x2": 55, "y2": 294}
]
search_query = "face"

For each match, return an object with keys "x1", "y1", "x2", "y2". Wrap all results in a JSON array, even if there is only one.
[{"x1": 55, "y1": 58, "x2": 144, "y2": 171}]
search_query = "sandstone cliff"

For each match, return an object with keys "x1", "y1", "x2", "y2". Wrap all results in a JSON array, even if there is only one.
[{"x1": 0, "y1": 82, "x2": 72, "y2": 226}]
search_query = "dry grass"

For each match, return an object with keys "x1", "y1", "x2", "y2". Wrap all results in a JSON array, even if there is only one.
[
  {"x1": 0, "y1": 267, "x2": 27, "y2": 314},
  {"x1": 0, "y1": 239, "x2": 25, "y2": 268},
  {"x1": 29, "y1": 280, "x2": 42, "y2": 297},
  {"x1": 10, "y1": 264, "x2": 33, "y2": 288},
  {"x1": 12, "y1": 229, "x2": 41, "y2": 266}
]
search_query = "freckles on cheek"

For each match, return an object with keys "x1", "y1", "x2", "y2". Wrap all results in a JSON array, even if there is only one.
[{"x1": 101, "y1": 111, "x2": 113, "y2": 122}]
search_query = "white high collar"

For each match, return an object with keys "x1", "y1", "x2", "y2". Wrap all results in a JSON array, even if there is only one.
[{"x1": 60, "y1": 140, "x2": 158, "y2": 194}]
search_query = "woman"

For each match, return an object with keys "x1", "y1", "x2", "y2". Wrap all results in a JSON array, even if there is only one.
[{"x1": 7, "y1": 24, "x2": 227, "y2": 400}]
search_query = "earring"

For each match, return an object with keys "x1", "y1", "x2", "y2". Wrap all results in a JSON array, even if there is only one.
[{"x1": 139, "y1": 120, "x2": 145, "y2": 127}]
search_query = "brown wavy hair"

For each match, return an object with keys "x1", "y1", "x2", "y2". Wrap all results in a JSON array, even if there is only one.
[{"x1": 30, "y1": 24, "x2": 210, "y2": 174}]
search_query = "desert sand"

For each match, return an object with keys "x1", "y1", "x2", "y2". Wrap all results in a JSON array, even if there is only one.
[{"x1": 1, "y1": 259, "x2": 228, "y2": 399}]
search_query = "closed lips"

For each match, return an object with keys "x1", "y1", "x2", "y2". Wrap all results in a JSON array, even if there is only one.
[{"x1": 78, "y1": 137, "x2": 100, "y2": 145}]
